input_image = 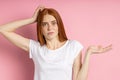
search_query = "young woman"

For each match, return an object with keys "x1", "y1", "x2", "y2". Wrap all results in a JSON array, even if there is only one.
[{"x1": 0, "y1": 6, "x2": 112, "y2": 80}]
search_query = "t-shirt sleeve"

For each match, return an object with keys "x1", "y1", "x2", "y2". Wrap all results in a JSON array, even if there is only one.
[
  {"x1": 29, "y1": 39, "x2": 41, "y2": 59},
  {"x1": 73, "y1": 40, "x2": 84, "y2": 59}
]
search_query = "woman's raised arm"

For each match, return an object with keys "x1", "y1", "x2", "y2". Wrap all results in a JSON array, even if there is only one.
[{"x1": 0, "y1": 6, "x2": 44, "y2": 52}]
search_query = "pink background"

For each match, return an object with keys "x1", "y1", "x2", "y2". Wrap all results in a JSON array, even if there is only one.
[{"x1": 0, "y1": 0, "x2": 120, "y2": 80}]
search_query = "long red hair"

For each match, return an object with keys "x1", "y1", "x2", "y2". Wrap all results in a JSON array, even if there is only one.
[{"x1": 37, "y1": 8, "x2": 68, "y2": 46}]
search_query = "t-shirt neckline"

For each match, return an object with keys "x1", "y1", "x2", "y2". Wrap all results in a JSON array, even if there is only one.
[{"x1": 44, "y1": 40, "x2": 69, "y2": 52}]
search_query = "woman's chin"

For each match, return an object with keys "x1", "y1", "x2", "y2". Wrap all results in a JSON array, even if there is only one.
[{"x1": 46, "y1": 36, "x2": 58, "y2": 41}]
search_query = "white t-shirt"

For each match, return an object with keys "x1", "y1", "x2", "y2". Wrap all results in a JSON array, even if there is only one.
[{"x1": 29, "y1": 39, "x2": 83, "y2": 80}]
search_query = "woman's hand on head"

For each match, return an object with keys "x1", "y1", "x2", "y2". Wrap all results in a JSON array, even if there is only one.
[
  {"x1": 32, "y1": 6, "x2": 45, "y2": 23},
  {"x1": 87, "y1": 44, "x2": 112, "y2": 55}
]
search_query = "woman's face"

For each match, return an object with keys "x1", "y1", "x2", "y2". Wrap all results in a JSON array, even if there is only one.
[{"x1": 41, "y1": 14, "x2": 59, "y2": 40}]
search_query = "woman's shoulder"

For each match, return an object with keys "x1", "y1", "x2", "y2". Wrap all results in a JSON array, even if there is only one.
[
  {"x1": 29, "y1": 39, "x2": 41, "y2": 46},
  {"x1": 68, "y1": 39, "x2": 83, "y2": 48},
  {"x1": 68, "y1": 39, "x2": 81, "y2": 44}
]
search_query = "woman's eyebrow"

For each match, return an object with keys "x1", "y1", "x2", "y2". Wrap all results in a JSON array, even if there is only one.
[
  {"x1": 51, "y1": 20, "x2": 57, "y2": 22},
  {"x1": 42, "y1": 20, "x2": 56, "y2": 23}
]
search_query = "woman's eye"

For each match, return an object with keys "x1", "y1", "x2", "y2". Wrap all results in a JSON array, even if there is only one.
[
  {"x1": 52, "y1": 22, "x2": 57, "y2": 25},
  {"x1": 42, "y1": 23, "x2": 48, "y2": 27}
]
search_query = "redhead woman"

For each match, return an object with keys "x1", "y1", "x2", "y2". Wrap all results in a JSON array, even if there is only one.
[{"x1": 0, "y1": 6, "x2": 112, "y2": 80}]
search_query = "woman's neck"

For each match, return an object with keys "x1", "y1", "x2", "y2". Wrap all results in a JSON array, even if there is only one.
[{"x1": 46, "y1": 38, "x2": 66, "y2": 50}]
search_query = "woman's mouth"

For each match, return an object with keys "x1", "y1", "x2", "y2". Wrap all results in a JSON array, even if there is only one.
[{"x1": 47, "y1": 32, "x2": 54, "y2": 35}]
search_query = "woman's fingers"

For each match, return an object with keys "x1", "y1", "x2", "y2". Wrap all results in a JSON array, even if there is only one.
[
  {"x1": 32, "y1": 6, "x2": 45, "y2": 22},
  {"x1": 39, "y1": 6, "x2": 45, "y2": 11},
  {"x1": 34, "y1": 6, "x2": 45, "y2": 15},
  {"x1": 88, "y1": 44, "x2": 112, "y2": 54},
  {"x1": 101, "y1": 44, "x2": 112, "y2": 53}
]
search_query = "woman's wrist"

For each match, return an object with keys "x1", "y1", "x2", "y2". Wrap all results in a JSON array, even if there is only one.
[
  {"x1": 86, "y1": 52, "x2": 92, "y2": 56},
  {"x1": 86, "y1": 48, "x2": 93, "y2": 55},
  {"x1": 30, "y1": 17, "x2": 36, "y2": 23}
]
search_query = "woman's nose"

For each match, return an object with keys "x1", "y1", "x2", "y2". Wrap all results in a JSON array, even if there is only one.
[{"x1": 48, "y1": 24, "x2": 52, "y2": 30}]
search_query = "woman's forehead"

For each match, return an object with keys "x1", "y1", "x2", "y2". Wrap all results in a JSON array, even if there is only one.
[{"x1": 42, "y1": 14, "x2": 56, "y2": 22}]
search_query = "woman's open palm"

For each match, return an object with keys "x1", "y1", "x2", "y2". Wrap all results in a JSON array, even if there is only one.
[{"x1": 87, "y1": 44, "x2": 112, "y2": 54}]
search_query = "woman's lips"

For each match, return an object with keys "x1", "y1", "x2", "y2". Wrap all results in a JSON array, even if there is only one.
[{"x1": 47, "y1": 32, "x2": 54, "y2": 35}]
